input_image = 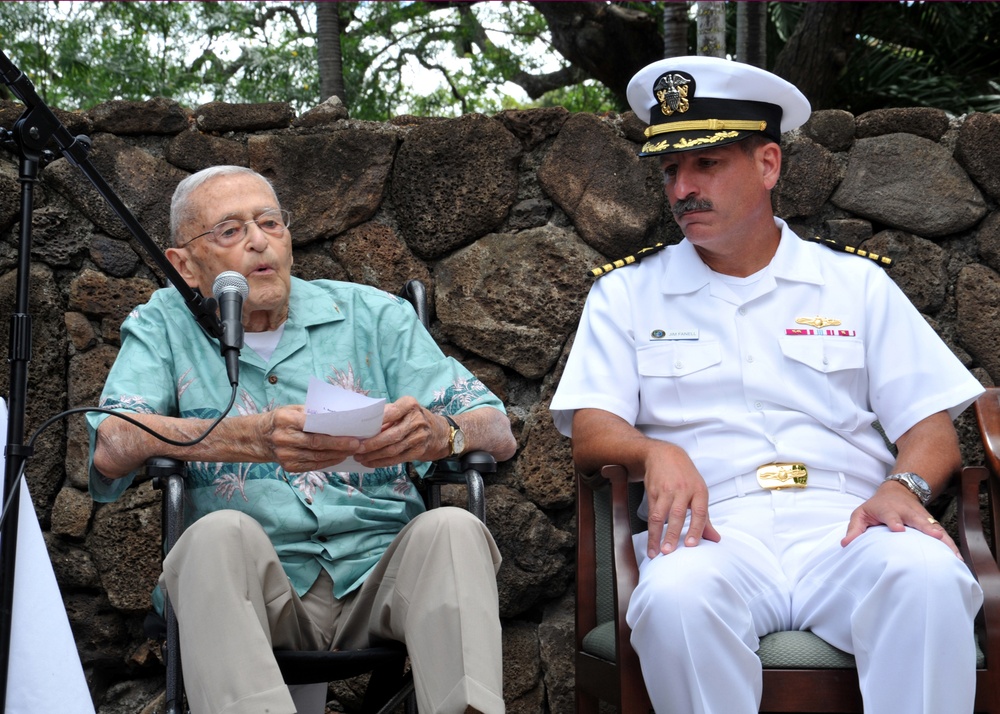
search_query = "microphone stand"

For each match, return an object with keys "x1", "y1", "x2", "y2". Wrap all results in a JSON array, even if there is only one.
[{"x1": 0, "y1": 49, "x2": 223, "y2": 711}]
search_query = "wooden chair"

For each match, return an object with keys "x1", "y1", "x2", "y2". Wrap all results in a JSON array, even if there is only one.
[{"x1": 576, "y1": 388, "x2": 1000, "y2": 713}]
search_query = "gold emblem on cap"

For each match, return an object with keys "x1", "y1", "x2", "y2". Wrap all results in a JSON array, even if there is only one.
[
  {"x1": 642, "y1": 138, "x2": 672, "y2": 154},
  {"x1": 674, "y1": 131, "x2": 741, "y2": 150},
  {"x1": 654, "y1": 73, "x2": 691, "y2": 116},
  {"x1": 795, "y1": 316, "x2": 842, "y2": 328}
]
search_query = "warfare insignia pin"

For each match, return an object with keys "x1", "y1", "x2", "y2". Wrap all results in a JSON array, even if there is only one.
[{"x1": 795, "y1": 316, "x2": 842, "y2": 329}]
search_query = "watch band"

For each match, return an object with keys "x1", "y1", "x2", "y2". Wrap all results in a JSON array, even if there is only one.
[
  {"x1": 884, "y1": 472, "x2": 932, "y2": 506},
  {"x1": 444, "y1": 415, "x2": 462, "y2": 456}
]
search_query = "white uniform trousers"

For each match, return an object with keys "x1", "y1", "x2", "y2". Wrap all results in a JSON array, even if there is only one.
[
  {"x1": 627, "y1": 489, "x2": 983, "y2": 714},
  {"x1": 160, "y1": 507, "x2": 505, "y2": 714}
]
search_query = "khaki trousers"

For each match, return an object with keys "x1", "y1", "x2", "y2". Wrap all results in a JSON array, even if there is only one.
[{"x1": 161, "y1": 507, "x2": 504, "y2": 714}]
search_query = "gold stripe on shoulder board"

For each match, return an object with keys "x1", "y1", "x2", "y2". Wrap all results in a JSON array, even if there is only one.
[
  {"x1": 588, "y1": 243, "x2": 667, "y2": 278},
  {"x1": 804, "y1": 236, "x2": 892, "y2": 267}
]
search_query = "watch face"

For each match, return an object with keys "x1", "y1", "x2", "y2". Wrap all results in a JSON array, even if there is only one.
[
  {"x1": 453, "y1": 429, "x2": 466, "y2": 454},
  {"x1": 905, "y1": 472, "x2": 929, "y2": 492},
  {"x1": 891, "y1": 472, "x2": 931, "y2": 503}
]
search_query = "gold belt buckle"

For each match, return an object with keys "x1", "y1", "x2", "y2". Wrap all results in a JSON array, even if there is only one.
[{"x1": 756, "y1": 463, "x2": 808, "y2": 490}]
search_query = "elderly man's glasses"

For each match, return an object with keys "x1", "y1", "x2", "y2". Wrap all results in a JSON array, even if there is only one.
[{"x1": 180, "y1": 209, "x2": 292, "y2": 248}]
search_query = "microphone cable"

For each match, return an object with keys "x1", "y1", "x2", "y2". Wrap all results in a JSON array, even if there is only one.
[{"x1": 0, "y1": 381, "x2": 238, "y2": 531}]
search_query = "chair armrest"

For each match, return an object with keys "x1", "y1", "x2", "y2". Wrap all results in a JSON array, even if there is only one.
[
  {"x1": 957, "y1": 466, "x2": 1000, "y2": 670},
  {"x1": 598, "y1": 465, "x2": 644, "y2": 638},
  {"x1": 576, "y1": 464, "x2": 646, "y2": 677},
  {"x1": 423, "y1": 451, "x2": 496, "y2": 524},
  {"x1": 976, "y1": 388, "x2": 1000, "y2": 476},
  {"x1": 145, "y1": 456, "x2": 186, "y2": 553}
]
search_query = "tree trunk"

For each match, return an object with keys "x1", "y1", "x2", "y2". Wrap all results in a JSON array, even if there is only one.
[
  {"x1": 662, "y1": 2, "x2": 690, "y2": 58},
  {"x1": 530, "y1": 1, "x2": 663, "y2": 107},
  {"x1": 696, "y1": 1, "x2": 726, "y2": 58},
  {"x1": 772, "y1": 1, "x2": 864, "y2": 109},
  {"x1": 316, "y1": 1, "x2": 345, "y2": 104},
  {"x1": 736, "y1": 1, "x2": 767, "y2": 68}
]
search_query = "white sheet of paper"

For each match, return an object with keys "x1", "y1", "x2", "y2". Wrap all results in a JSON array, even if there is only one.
[{"x1": 302, "y1": 378, "x2": 386, "y2": 473}]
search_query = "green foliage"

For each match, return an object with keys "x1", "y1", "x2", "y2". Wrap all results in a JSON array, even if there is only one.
[
  {"x1": 534, "y1": 81, "x2": 617, "y2": 114},
  {"x1": 760, "y1": 1, "x2": 1000, "y2": 115},
  {"x1": 841, "y1": 2, "x2": 1000, "y2": 114},
  {"x1": 1, "y1": 1, "x2": 997, "y2": 120},
  {"x1": 765, "y1": 2, "x2": 804, "y2": 68},
  {"x1": 767, "y1": 2, "x2": 804, "y2": 45},
  {"x1": 0, "y1": 1, "x2": 610, "y2": 119},
  {"x1": 341, "y1": 1, "x2": 572, "y2": 119},
  {"x1": 0, "y1": 1, "x2": 319, "y2": 111}
]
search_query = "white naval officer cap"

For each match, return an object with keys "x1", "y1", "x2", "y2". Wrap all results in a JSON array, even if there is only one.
[{"x1": 626, "y1": 55, "x2": 812, "y2": 157}]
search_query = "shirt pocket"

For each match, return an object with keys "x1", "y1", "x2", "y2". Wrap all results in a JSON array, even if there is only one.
[
  {"x1": 637, "y1": 341, "x2": 722, "y2": 377},
  {"x1": 779, "y1": 337, "x2": 865, "y2": 373},
  {"x1": 778, "y1": 337, "x2": 865, "y2": 431},
  {"x1": 636, "y1": 341, "x2": 722, "y2": 423}
]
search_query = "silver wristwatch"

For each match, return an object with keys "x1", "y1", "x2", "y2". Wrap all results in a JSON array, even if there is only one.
[{"x1": 884, "y1": 472, "x2": 932, "y2": 506}]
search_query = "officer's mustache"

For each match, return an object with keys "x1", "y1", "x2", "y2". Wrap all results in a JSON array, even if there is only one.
[{"x1": 672, "y1": 197, "x2": 713, "y2": 218}]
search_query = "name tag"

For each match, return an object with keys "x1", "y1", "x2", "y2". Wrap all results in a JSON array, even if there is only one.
[{"x1": 650, "y1": 329, "x2": 699, "y2": 341}]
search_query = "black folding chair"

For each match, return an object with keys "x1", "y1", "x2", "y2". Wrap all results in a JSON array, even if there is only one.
[{"x1": 141, "y1": 279, "x2": 496, "y2": 713}]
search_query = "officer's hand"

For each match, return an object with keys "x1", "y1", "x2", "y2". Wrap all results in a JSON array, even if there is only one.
[
  {"x1": 644, "y1": 443, "x2": 721, "y2": 559},
  {"x1": 841, "y1": 479, "x2": 959, "y2": 557}
]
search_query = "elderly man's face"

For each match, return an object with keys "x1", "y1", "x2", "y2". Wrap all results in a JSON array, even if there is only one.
[{"x1": 168, "y1": 173, "x2": 294, "y2": 329}]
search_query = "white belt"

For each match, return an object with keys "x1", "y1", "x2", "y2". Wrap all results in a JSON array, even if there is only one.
[{"x1": 708, "y1": 466, "x2": 877, "y2": 505}]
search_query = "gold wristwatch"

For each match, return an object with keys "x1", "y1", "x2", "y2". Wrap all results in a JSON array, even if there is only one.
[{"x1": 444, "y1": 415, "x2": 466, "y2": 456}]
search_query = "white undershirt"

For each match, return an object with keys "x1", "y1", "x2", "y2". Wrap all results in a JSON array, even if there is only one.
[
  {"x1": 242, "y1": 323, "x2": 285, "y2": 363},
  {"x1": 714, "y1": 264, "x2": 770, "y2": 302}
]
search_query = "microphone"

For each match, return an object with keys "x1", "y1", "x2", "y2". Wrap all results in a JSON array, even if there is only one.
[{"x1": 212, "y1": 271, "x2": 249, "y2": 386}]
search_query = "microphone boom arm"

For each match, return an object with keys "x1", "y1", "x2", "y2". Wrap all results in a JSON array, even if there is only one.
[
  {"x1": 0, "y1": 48, "x2": 222, "y2": 711},
  {"x1": 0, "y1": 48, "x2": 223, "y2": 339}
]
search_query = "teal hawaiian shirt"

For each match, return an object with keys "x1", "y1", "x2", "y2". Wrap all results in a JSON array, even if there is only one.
[{"x1": 87, "y1": 277, "x2": 505, "y2": 599}]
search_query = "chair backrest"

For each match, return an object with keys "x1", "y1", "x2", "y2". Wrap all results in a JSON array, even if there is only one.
[{"x1": 399, "y1": 279, "x2": 429, "y2": 329}]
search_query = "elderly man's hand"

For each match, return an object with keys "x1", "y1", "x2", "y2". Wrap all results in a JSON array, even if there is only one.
[
  {"x1": 353, "y1": 396, "x2": 448, "y2": 468},
  {"x1": 264, "y1": 405, "x2": 362, "y2": 473}
]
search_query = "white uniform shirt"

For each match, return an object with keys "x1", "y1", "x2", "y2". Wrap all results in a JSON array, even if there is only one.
[{"x1": 551, "y1": 218, "x2": 983, "y2": 498}]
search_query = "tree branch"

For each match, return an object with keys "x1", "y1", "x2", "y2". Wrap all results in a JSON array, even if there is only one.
[
  {"x1": 510, "y1": 65, "x2": 590, "y2": 99},
  {"x1": 529, "y1": 1, "x2": 663, "y2": 108},
  {"x1": 454, "y1": 3, "x2": 588, "y2": 100}
]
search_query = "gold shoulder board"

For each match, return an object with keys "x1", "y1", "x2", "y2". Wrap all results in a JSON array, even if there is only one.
[
  {"x1": 804, "y1": 236, "x2": 892, "y2": 268},
  {"x1": 588, "y1": 243, "x2": 667, "y2": 278}
]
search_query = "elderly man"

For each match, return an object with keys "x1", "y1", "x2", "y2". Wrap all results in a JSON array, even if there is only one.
[
  {"x1": 88, "y1": 165, "x2": 516, "y2": 714},
  {"x1": 551, "y1": 56, "x2": 984, "y2": 713}
]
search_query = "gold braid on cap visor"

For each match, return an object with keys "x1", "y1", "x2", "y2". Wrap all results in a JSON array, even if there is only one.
[{"x1": 644, "y1": 118, "x2": 768, "y2": 137}]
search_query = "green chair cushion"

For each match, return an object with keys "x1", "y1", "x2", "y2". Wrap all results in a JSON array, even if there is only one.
[{"x1": 581, "y1": 623, "x2": 986, "y2": 669}]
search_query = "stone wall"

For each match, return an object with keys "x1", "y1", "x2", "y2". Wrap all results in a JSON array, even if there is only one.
[{"x1": 0, "y1": 95, "x2": 998, "y2": 713}]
